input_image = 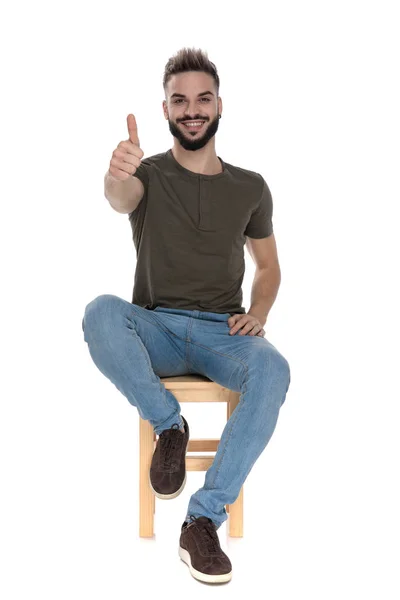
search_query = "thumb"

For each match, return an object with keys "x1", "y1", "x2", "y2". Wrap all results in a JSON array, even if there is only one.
[{"x1": 127, "y1": 113, "x2": 140, "y2": 146}]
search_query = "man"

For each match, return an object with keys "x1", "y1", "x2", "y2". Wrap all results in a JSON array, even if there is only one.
[{"x1": 82, "y1": 47, "x2": 291, "y2": 584}]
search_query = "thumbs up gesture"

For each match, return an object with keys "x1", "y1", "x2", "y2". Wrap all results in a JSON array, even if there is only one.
[{"x1": 108, "y1": 114, "x2": 144, "y2": 181}]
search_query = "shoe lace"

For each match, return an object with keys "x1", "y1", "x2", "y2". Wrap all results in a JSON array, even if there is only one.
[
  {"x1": 187, "y1": 515, "x2": 220, "y2": 553},
  {"x1": 159, "y1": 424, "x2": 183, "y2": 469}
]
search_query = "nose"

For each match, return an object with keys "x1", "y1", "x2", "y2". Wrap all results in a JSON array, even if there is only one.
[
  {"x1": 187, "y1": 98, "x2": 197, "y2": 115},
  {"x1": 183, "y1": 97, "x2": 205, "y2": 119}
]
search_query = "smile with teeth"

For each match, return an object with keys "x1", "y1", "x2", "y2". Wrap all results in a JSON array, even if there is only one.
[{"x1": 182, "y1": 120, "x2": 206, "y2": 128}]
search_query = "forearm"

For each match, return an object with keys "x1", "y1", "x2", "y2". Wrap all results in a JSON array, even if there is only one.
[
  {"x1": 248, "y1": 266, "x2": 281, "y2": 326},
  {"x1": 104, "y1": 170, "x2": 140, "y2": 211}
]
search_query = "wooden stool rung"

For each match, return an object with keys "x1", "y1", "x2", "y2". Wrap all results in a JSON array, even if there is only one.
[{"x1": 187, "y1": 438, "x2": 219, "y2": 452}]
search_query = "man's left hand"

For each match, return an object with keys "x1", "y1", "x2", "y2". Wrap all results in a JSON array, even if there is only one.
[{"x1": 228, "y1": 313, "x2": 266, "y2": 337}]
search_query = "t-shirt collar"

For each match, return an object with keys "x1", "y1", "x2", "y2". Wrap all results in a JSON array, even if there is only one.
[{"x1": 166, "y1": 148, "x2": 227, "y2": 180}]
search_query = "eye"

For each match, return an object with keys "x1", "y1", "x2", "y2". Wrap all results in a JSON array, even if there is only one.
[{"x1": 173, "y1": 97, "x2": 211, "y2": 104}]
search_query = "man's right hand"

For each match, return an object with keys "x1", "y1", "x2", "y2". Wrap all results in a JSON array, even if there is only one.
[{"x1": 108, "y1": 114, "x2": 144, "y2": 181}]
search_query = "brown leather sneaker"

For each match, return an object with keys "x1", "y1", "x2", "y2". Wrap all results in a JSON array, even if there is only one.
[
  {"x1": 149, "y1": 415, "x2": 189, "y2": 499},
  {"x1": 179, "y1": 515, "x2": 233, "y2": 583}
]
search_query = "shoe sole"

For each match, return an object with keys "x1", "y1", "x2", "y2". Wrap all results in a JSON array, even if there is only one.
[
  {"x1": 149, "y1": 435, "x2": 190, "y2": 500},
  {"x1": 178, "y1": 546, "x2": 232, "y2": 583}
]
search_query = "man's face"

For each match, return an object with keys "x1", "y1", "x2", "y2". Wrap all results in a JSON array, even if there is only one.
[{"x1": 163, "y1": 71, "x2": 222, "y2": 151}]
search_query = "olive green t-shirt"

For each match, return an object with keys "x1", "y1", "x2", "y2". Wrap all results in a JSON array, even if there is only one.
[{"x1": 128, "y1": 148, "x2": 273, "y2": 315}]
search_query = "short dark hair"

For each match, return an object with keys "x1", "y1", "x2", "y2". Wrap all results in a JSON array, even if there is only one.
[{"x1": 163, "y1": 47, "x2": 220, "y2": 97}]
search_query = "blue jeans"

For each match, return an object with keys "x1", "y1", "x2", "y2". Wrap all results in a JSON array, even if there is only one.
[{"x1": 82, "y1": 294, "x2": 291, "y2": 530}]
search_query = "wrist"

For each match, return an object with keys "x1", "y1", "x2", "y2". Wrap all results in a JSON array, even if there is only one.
[{"x1": 248, "y1": 306, "x2": 267, "y2": 327}]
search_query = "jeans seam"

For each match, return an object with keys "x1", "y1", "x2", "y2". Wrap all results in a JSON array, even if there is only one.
[
  {"x1": 185, "y1": 317, "x2": 195, "y2": 370},
  {"x1": 132, "y1": 311, "x2": 194, "y2": 374},
  {"x1": 136, "y1": 310, "x2": 189, "y2": 342},
  {"x1": 186, "y1": 338, "x2": 249, "y2": 371},
  {"x1": 208, "y1": 362, "x2": 248, "y2": 489}
]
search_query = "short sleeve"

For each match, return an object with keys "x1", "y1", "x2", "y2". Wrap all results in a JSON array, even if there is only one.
[
  {"x1": 131, "y1": 159, "x2": 150, "y2": 189},
  {"x1": 128, "y1": 159, "x2": 151, "y2": 220},
  {"x1": 244, "y1": 176, "x2": 274, "y2": 238}
]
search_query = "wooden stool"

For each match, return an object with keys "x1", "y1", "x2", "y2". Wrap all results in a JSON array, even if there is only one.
[{"x1": 139, "y1": 374, "x2": 243, "y2": 538}]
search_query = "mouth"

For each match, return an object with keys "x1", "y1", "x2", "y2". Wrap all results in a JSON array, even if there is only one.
[{"x1": 180, "y1": 120, "x2": 206, "y2": 133}]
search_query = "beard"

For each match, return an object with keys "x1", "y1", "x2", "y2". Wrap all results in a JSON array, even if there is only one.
[{"x1": 167, "y1": 114, "x2": 220, "y2": 151}]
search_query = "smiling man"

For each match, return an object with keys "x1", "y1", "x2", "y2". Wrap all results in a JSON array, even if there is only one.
[
  {"x1": 82, "y1": 47, "x2": 291, "y2": 584},
  {"x1": 166, "y1": 86, "x2": 221, "y2": 152}
]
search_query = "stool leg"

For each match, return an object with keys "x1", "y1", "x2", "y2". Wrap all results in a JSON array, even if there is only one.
[
  {"x1": 153, "y1": 432, "x2": 156, "y2": 514},
  {"x1": 229, "y1": 487, "x2": 244, "y2": 537},
  {"x1": 227, "y1": 391, "x2": 244, "y2": 537},
  {"x1": 139, "y1": 417, "x2": 155, "y2": 537},
  {"x1": 225, "y1": 401, "x2": 230, "y2": 516},
  {"x1": 224, "y1": 397, "x2": 230, "y2": 514}
]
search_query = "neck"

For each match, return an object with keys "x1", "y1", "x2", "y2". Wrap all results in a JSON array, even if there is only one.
[{"x1": 171, "y1": 142, "x2": 222, "y2": 175}]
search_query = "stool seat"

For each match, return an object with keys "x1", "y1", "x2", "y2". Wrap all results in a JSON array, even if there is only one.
[{"x1": 139, "y1": 374, "x2": 243, "y2": 538}]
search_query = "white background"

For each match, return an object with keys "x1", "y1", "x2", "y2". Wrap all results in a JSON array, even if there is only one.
[{"x1": 1, "y1": 0, "x2": 399, "y2": 597}]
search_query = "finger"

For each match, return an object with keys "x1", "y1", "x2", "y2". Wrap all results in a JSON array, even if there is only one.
[
  {"x1": 117, "y1": 140, "x2": 144, "y2": 159},
  {"x1": 108, "y1": 165, "x2": 130, "y2": 180},
  {"x1": 113, "y1": 149, "x2": 142, "y2": 168},
  {"x1": 238, "y1": 322, "x2": 258, "y2": 335},
  {"x1": 110, "y1": 157, "x2": 139, "y2": 174},
  {"x1": 127, "y1": 113, "x2": 140, "y2": 146},
  {"x1": 229, "y1": 317, "x2": 249, "y2": 335},
  {"x1": 227, "y1": 314, "x2": 240, "y2": 326}
]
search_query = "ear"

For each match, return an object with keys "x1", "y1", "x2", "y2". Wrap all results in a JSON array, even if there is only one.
[{"x1": 162, "y1": 100, "x2": 168, "y2": 120}]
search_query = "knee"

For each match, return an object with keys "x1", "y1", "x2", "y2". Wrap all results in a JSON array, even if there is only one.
[
  {"x1": 279, "y1": 354, "x2": 291, "y2": 404},
  {"x1": 253, "y1": 345, "x2": 291, "y2": 400},
  {"x1": 81, "y1": 294, "x2": 123, "y2": 338},
  {"x1": 270, "y1": 348, "x2": 291, "y2": 392},
  {"x1": 274, "y1": 351, "x2": 291, "y2": 405}
]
